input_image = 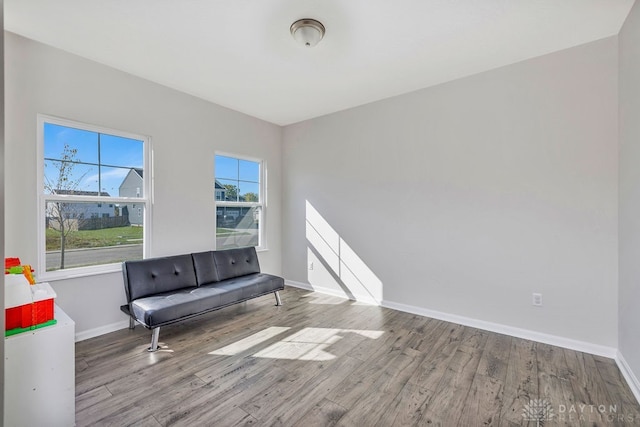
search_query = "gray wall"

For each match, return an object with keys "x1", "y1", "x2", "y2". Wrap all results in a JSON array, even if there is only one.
[
  {"x1": 283, "y1": 37, "x2": 619, "y2": 347},
  {"x1": 4, "y1": 32, "x2": 282, "y2": 336},
  {"x1": 619, "y1": 0, "x2": 640, "y2": 386}
]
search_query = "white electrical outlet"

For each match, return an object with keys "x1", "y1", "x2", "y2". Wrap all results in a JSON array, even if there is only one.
[
  {"x1": 532, "y1": 293, "x2": 543, "y2": 306},
  {"x1": 308, "y1": 262, "x2": 314, "y2": 270}
]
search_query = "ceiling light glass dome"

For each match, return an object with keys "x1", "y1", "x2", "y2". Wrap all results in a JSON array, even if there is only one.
[{"x1": 290, "y1": 19, "x2": 325, "y2": 47}]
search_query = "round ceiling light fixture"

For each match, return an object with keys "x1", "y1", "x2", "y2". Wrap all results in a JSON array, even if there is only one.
[{"x1": 290, "y1": 18, "x2": 325, "y2": 48}]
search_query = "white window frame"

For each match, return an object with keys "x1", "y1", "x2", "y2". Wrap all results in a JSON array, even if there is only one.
[
  {"x1": 37, "y1": 114, "x2": 153, "y2": 280},
  {"x1": 214, "y1": 152, "x2": 266, "y2": 251}
]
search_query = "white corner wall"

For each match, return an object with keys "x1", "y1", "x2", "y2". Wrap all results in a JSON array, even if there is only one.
[
  {"x1": 619, "y1": 0, "x2": 640, "y2": 397},
  {"x1": 4, "y1": 32, "x2": 282, "y2": 337},
  {"x1": 1, "y1": 0, "x2": 6, "y2": 415},
  {"x1": 283, "y1": 37, "x2": 619, "y2": 348}
]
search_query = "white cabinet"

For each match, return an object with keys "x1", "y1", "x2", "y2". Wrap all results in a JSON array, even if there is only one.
[{"x1": 4, "y1": 305, "x2": 75, "y2": 427}]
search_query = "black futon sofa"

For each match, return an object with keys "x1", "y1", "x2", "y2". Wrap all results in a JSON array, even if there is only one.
[{"x1": 121, "y1": 247, "x2": 284, "y2": 351}]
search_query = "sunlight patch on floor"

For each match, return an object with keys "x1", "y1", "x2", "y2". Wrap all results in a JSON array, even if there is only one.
[
  {"x1": 208, "y1": 326, "x2": 291, "y2": 356},
  {"x1": 209, "y1": 327, "x2": 384, "y2": 361}
]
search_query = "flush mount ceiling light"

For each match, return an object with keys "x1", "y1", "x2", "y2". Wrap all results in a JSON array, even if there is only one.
[{"x1": 290, "y1": 19, "x2": 325, "y2": 48}]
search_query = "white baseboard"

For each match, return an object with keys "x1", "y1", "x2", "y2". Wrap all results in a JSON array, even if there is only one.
[
  {"x1": 285, "y1": 279, "x2": 315, "y2": 292},
  {"x1": 616, "y1": 351, "x2": 640, "y2": 405},
  {"x1": 285, "y1": 279, "x2": 616, "y2": 358},
  {"x1": 75, "y1": 320, "x2": 129, "y2": 342},
  {"x1": 285, "y1": 280, "x2": 370, "y2": 302},
  {"x1": 381, "y1": 299, "x2": 617, "y2": 358}
]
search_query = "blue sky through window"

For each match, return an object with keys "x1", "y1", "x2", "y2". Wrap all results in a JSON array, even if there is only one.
[
  {"x1": 215, "y1": 155, "x2": 260, "y2": 201},
  {"x1": 44, "y1": 123, "x2": 143, "y2": 196}
]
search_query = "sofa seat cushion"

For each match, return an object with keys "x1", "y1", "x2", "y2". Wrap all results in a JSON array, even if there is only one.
[
  {"x1": 203, "y1": 272, "x2": 285, "y2": 302},
  {"x1": 131, "y1": 273, "x2": 284, "y2": 328},
  {"x1": 131, "y1": 285, "x2": 227, "y2": 328}
]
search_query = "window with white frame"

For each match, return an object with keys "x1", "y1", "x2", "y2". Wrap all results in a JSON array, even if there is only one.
[
  {"x1": 38, "y1": 115, "x2": 150, "y2": 277},
  {"x1": 215, "y1": 154, "x2": 264, "y2": 250}
]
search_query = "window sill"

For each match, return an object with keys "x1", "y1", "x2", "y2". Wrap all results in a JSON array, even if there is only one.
[{"x1": 39, "y1": 263, "x2": 122, "y2": 282}]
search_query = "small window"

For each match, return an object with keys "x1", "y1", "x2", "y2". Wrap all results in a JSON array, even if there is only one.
[
  {"x1": 214, "y1": 154, "x2": 264, "y2": 250},
  {"x1": 39, "y1": 115, "x2": 150, "y2": 277}
]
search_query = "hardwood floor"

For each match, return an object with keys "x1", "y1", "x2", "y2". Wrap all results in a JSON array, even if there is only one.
[{"x1": 75, "y1": 287, "x2": 640, "y2": 426}]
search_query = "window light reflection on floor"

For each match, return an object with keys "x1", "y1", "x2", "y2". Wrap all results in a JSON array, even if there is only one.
[
  {"x1": 209, "y1": 327, "x2": 384, "y2": 361},
  {"x1": 208, "y1": 326, "x2": 291, "y2": 356}
]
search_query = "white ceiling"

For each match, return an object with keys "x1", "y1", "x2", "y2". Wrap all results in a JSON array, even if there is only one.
[{"x1": 4, "y1": 0, "x2": 635, "y2": 125}]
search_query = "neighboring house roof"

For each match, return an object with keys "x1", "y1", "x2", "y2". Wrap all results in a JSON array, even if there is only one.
[
  {"x1": 54, "y1": 189, "x2": 111, "y2": 196},
  {"x1": 215, "y1": 180, "x2": 225, "y2": 190},
  {"x1": 119, "y1": 168, "x2": 144, "y2": 192}
]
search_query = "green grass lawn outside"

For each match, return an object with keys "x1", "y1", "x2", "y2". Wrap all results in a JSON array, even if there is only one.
[
  {"x1": 47, "y1": 226, "x2": 252, "y2": 251},
  {"x1": 46, "y1": 226, "x2": 143, "y2": 251}
]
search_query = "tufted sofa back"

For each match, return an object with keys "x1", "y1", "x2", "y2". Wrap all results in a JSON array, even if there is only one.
[
  {"x1": 191, "y1": 250, "x2": 220, "y2": 285},
  {"x1": 123, "y1": 254, "x2": 197, "y2": 301},
  {"x1": 213, "y1": 247, "x2": 261, "y2": 281},
  {"x1": 122, "y1": 247, "x2": 262, "y2": 303}
]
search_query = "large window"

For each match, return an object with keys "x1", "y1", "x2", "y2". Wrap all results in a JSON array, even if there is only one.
[
  {"x1": 38, "y1": 115, "x2": 150, "y2": 278},
  {"x1": 215, "y1": 154, "x2": 264, "y2": 250}
]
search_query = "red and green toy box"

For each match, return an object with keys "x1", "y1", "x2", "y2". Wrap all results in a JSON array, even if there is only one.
[{"x1": 5, "y1": 273, "x2": 57, "y2": 337}]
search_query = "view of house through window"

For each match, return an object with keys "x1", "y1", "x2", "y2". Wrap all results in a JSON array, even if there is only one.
[
  {"x1": 41, "y1": 118, "x2": 147, "y2": 273},
  {"x1": 215, "y1": 154, "x2": 263, "y2": 250}
]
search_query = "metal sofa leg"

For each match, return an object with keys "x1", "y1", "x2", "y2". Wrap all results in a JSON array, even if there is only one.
[
  {"x1": 148, "y1": 327, "x2": 160, "y2": 352},
  {"x1": 129, "y1": 316, "x2": 136, "y2": 330},
  {"x1": 274, "y1": 291, "x2": 283, "y2": 306}
]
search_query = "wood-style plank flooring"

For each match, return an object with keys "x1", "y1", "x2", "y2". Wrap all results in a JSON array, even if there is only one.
[{"x1": 75, "y1": 287, "x2": 640, "y2": 426}]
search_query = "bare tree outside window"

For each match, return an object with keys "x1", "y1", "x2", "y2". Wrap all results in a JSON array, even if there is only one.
[{"x1": 44, "y1": 143, "x2": 91, "y2": 270}]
